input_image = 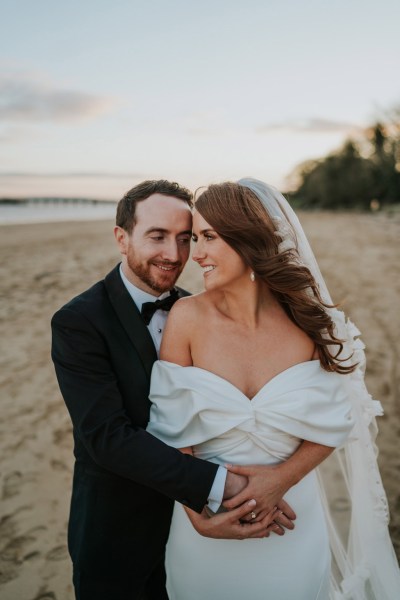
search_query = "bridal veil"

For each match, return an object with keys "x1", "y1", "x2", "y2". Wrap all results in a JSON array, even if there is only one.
[{"x1": 237, "y1": 178, "x2": 400, "y2": 600}]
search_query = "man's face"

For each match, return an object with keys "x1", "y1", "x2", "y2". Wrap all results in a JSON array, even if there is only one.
[{"x1": 115, "y1": 194, "x2": 192, "y2": 295}]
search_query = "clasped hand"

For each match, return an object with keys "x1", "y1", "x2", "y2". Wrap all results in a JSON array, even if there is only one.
[
  {"x1": 184, "y1": 499, "x2": 283, "y2": 540},
  {"x1": 223, "y1": 463, "x2": 296, "y2": 530},
  {"x1": 185, "y1": 463, "x2": 296, "y2": 540}
]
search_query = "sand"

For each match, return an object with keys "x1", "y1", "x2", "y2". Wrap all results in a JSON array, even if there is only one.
[{"x1": 0, "y1": 211, "x2": 399, "y2": 599}]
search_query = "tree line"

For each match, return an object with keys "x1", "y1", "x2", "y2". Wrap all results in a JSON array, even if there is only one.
[{"x1": 289, "y1": 110, "x2": 400, "y2": 209}]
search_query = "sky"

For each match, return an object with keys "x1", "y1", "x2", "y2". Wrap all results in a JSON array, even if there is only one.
[{"x1": 1, "y1": 0, "x2": 399, "y2": 199}]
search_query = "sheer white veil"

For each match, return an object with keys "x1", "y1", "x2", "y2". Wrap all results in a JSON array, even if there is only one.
[{"x1": 238, "y1": 177, "x2": 400, "y2": 599}]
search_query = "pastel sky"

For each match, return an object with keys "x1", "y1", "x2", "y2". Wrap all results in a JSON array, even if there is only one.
[{"x1": 1, "y1": 0, "x2": 399, "y2": 199}]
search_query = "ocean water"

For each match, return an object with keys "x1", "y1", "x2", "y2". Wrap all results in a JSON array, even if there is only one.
[{"x1": 0, "y1": 201, "x2": 117, "y2": 225}]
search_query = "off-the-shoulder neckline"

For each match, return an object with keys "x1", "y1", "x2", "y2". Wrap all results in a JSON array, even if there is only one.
[{"x1": 156, "y1": 359, "x2": 322, "y2": 402}]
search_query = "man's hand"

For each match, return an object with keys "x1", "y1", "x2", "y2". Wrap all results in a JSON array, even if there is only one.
[
  {"x1": 223, "y1": 441, "x2": 334, "y2": 518},
  {"x1": 223, "y1": 463, "x2": 294, "y2": 516},
  {"x1": 184, "y1": 499, "x2": 280, "y2": 540},
  {"x1": 223, "y1": 471, "x2": 248, "y2": 500}
]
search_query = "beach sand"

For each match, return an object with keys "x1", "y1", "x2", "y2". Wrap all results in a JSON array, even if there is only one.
[{"x1": 1, "y1": 212, "x2": 399, "y2": 599}]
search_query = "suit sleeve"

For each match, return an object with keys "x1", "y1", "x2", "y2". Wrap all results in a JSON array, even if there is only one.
[{"x1": 51, "y1": 306, "x2": 218, "y2": 513}]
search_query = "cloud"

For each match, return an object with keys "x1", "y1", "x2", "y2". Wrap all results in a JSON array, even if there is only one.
[
  {"x1": 256, "y1": 118, "x2": 361, "y2": 134},
  {"x1": 0, "y1": 124, "x2": 37, "y2": 142},
  {"x1": 0, "y1": 73, "x2": 116, "y2": 123}
]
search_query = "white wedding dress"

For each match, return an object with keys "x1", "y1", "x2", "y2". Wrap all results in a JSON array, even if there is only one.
[{"x1": 148, "y1": 359, "x2": 354, "y2": 600}]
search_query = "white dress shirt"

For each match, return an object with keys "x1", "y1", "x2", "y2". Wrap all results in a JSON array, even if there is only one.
[{"x1": 119, "y1": 265, "x2": 226, "y2": 512}]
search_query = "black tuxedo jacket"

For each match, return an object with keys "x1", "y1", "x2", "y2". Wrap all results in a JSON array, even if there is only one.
[{"x1": 51, "y1": 264, "x2": 218, "y2": 600}]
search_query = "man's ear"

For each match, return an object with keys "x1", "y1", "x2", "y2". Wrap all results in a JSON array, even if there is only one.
[{"x1": 114, "y1": 226, "x2": 129, "y2": 255}]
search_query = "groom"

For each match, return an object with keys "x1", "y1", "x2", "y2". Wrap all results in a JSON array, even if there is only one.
[{"x1": 52, "y1": 180, "x2": 283, "y2": 600}]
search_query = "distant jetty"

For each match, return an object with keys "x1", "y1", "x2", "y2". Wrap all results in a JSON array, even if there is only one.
[{"x1": 0, "y1": 197, "x2": 116, "y2": 205}]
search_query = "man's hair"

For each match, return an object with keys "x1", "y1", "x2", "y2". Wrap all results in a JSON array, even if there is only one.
[{"x1": 116, "y1": 180, "x2": 193, "y2": 232}]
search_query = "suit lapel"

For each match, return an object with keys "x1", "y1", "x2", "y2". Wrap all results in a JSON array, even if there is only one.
[{"x1": 104, "y1": 264, "x2": 157, "y2": 379}]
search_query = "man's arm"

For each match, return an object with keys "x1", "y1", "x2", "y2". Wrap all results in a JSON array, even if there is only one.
[{"x1": 51, "y1": 306, "x2": 217, "y2": 513}]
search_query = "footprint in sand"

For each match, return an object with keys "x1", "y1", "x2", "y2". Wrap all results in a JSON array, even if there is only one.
[
  {"x1": 2, "y1": 471, "x2": 35, "y2": 499},
  {"x1": 24, "y1": 550, "x2": 41, "y2": 561},
  {"x1": 32, "y1": 592, "x2": 56, "y2": 600},
  {"x1": 1, "y1": 534, "x2": 37, "y2": 562},
  {"x1": 53, "y1": 425, "x2": 72, "y2": 448},
  {"x1": 50, "y1": 459, "x2": 69, "y2": 471},
  {"x1": 46, "y1": 545, "x2": 69, "y2": 561},
  {"x1": 1, "y1": 526, "x2": 46, "y2": 563},
  {"x1": 2, "y1": 471, "x2": 23, "y2": 499}
]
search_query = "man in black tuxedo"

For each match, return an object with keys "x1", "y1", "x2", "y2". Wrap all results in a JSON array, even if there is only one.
[{"x1": 52, "y1": 180, "x2": 273, "y2": 600}]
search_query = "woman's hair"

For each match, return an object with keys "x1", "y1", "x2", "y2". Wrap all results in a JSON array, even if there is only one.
[{"x1": 195, "y1": 182, "x2": 355, "y2": 374}]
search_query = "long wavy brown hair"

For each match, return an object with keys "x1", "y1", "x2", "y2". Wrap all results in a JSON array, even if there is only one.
[{"x1": 195, "y1": 182, "x2": 355, "y2": 374}]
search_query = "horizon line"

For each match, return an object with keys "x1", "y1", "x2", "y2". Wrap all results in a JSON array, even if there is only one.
[{"x1": 0, "y1": 172, "x2": 145, "y2": 179}]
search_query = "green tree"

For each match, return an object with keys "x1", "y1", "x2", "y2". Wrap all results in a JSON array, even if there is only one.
[
  {"x1": 292, "y1": 141, "x2": 374, "y2": 209},
  {"x1": 290, "y1": 109, "x2": 400, "y2": 209},
  {"x1": 368, "y1": 123, "x2": 400, "y2": 204}
]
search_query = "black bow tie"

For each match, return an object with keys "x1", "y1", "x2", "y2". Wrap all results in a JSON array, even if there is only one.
[{"x1": 141, "y1": 288, "x2": 179, "y2": 325}]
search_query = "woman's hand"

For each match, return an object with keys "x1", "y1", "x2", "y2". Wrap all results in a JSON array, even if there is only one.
[
  {"x1": 184, "y1": 499, "x2": 280, "y2": 540},
  {"x1": 242, "y1": 499, "x2": 296, "y2": 535}
]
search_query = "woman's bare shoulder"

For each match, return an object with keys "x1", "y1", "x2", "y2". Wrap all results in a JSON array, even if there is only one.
[
  {"x1": 160, "y1": 293, "x2": 210, "y2": 365},
  {"x1": 169, "y1": 292, "x2": 210, "y2": 322}
]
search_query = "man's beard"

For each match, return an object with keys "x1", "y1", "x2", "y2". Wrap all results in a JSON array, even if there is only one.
[{"x1": 127, "y1": 255, "x2": 182, "y2": 294}]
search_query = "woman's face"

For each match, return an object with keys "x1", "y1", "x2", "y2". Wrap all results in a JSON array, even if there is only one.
[{"x1": 192, "y1": 210, "x2": 250, "y2": 291}]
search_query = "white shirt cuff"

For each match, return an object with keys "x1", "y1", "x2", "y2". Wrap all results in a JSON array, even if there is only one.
[{"x1": 206, "y1": 466, "x2": 227, "y2": 513}]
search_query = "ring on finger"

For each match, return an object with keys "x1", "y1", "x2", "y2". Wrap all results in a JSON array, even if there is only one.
[{"x1": 250, "y1": 511, "x2": 257, "y2": 519}]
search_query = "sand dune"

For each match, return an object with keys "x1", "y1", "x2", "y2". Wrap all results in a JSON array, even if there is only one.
[{"x1": 0, "y1": 212, "x2": 399, "y2": 599}]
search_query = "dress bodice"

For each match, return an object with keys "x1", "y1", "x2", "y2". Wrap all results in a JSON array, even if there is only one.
[{"x1": 148, "y1": 360, "x2": 354, "y2": 465}]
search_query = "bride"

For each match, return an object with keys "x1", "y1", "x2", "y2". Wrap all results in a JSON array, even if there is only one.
[{"x1": 147, "y1": 178, "x2": 400, "y2": 599}]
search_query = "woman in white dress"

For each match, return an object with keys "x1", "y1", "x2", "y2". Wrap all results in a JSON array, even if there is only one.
[{"x1": 147, "y1": 179, "x2": 400, "y2": 599}]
